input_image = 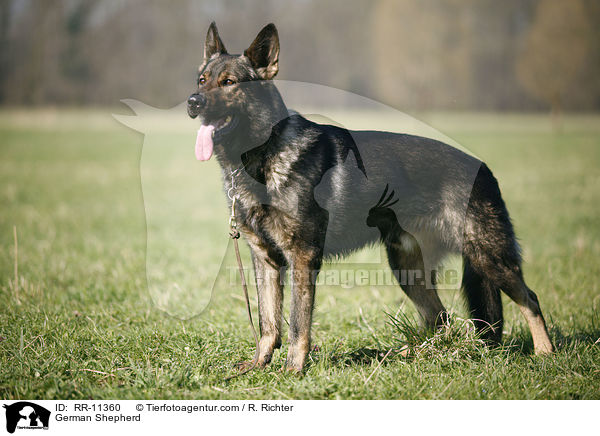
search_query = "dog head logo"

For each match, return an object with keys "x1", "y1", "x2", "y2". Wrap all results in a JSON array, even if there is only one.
[{"x1": 3, "y1": 402, "x2": 50, "y2": 433}]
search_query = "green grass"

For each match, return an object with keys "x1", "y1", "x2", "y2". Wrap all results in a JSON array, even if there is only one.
[{"x1": 1, "y1": 108, "x2": 599, "y2": 399}]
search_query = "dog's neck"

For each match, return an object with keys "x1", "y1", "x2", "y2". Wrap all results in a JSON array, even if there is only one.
[
  {"x1": 217, "y1": 114, "x2": 304, "y2": 204},
  {"x1": 213, "y1": 82, "x2": 305, "y2": 200}
]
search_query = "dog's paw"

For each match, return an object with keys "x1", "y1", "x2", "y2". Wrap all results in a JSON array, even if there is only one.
[
  {"x1": 236, "y1": 360, "x2": 257, "y2": 372},
  {"x1": 282, "y1": 358, "x2": 307, "y2": 375},
  {"x1": 236, "y1": 358, "x2": 271, "y2": 372},
  {"x1": 279, "y1": 365, "x2": 304, "y2": 376}
]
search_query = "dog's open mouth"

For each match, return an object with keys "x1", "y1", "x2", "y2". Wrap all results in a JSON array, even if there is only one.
[
  {"x1": 212, "y1": 115, "x2": 235, "y2": 135},
  {"x1": 195, "y1": 115, "x2": 238, "y2": 161}
]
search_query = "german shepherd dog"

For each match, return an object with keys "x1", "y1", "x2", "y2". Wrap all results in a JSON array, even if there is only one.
[{"x1": 187, "y1": 22, "x2": 553, "y2": 372}]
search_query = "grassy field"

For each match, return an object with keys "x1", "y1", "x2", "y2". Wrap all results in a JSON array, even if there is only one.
[{"x1": 0, "y1": 108, "x2": 599, "y2": 399}]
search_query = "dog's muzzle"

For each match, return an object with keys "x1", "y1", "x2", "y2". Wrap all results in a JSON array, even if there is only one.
[{"x1": 187, "y1": 93, "x2": 206, "y2": 118}]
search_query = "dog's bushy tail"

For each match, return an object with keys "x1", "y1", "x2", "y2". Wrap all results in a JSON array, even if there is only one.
[{"x1": 461, "y1": 258, "x2": 503, "y2": 343}]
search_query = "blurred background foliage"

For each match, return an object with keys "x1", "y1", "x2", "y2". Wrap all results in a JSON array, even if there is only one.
[{"x1": 0, "y1": 0, "x2": 598, "y2": 113}]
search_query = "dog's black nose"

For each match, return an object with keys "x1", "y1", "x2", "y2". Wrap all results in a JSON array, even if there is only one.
[{"x1": 187, "y1": 93, "x2": 206, "y2": 108}]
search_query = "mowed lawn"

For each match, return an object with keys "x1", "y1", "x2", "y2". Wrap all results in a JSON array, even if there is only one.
[{"x1": 0, "y1": 109, "x2": 599, "y2": 399}]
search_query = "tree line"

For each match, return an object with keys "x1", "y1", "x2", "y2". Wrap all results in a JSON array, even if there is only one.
[{"x1": 0, "y1": 0, "x2": 598, "y2": 112}]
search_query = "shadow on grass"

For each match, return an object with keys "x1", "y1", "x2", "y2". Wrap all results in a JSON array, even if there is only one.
[
  {"x1": 312, "y1": 314, "x2": 600, "y2": 369},
  {"x1": 331, "y1": 347, "x2": 392, "y2": 366}
]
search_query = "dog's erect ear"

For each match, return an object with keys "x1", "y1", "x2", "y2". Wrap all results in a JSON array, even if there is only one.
[
  {"x1": 244, "y1": 23, "x2": 279, "y2": 79},
  {"x1": 204, "y1": 22, "x2": 227, "y2": 59}
]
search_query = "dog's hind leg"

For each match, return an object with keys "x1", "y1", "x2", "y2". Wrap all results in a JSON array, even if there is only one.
[
  {"x1": 462, "y1": 245, "x2": 552, "y2": 353},
  {"x1": 499, "y1": 270, "x2": 553, "y2": 355},
  {"x1": 385, "y1": 234, "x2": 448, "y2": 330},
  {"x1": 463, "y1": 252, "x2": 552, "y2": 354}
]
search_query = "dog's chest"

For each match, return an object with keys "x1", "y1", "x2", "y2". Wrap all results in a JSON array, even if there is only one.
[{"x1": 239, "y1": 197, "x2": 298, "y2": 250}]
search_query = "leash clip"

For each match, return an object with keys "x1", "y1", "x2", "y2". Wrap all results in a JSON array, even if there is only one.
[
  {"x1": 229, "y1": 196, "x2": 238, "y2": 230},
  {"x1": 227, "y1": 166, "x2": 243, "y2": 201}
]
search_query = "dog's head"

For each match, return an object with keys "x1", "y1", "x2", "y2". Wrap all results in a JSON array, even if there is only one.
[{"x1": 188, "y1": 22, "x2": 286, "y2": 161}]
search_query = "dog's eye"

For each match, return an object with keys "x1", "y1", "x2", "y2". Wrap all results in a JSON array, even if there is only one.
[
  {"x1": 222, "y1": 78, "x2": 235, "y2": 86},
  {"x1": 198, "y1": 77, "x2": 206, "y2": 85}
]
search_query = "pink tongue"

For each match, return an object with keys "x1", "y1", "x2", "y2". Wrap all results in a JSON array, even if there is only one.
[{"x1": 195, "y1": 124, "x2": 215, "y2": 161}]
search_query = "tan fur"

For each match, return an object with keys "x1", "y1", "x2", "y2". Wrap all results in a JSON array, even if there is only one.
[{"x1": 506, "y1": 282, "x2": 554, "y2": 354}]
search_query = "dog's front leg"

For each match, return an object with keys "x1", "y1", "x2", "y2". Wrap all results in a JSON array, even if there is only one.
[
  {"x1": 249, "y1": 242, "x2": 285, "y2": 367},
  {"x1": 286, "y1": 252, "x2": 321, "y2": 372}
]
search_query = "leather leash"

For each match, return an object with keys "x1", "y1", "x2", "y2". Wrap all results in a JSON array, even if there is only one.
[{"x1": 224, "y1": 168, "x2": 260, "y2": 381}]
